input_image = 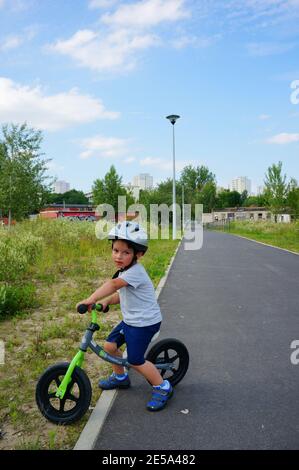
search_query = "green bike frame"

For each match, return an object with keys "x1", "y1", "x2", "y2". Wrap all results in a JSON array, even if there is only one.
[{"x1": 55, "y1": 308, "x2": 131, "y2": 399}]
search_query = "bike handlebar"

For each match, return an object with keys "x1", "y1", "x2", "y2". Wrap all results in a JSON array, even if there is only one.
[{"x1": 77, "y1": 303, "x2": 110, "y2": 314}]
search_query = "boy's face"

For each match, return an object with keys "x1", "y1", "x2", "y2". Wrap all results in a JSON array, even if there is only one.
[{"x1": 112, "y1": 239, "x2": 143, "y2": 269}]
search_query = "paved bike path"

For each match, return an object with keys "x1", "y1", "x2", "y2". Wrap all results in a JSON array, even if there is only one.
[{"x1": 94, "y1": 230, "x2": 299, "y2": 450}]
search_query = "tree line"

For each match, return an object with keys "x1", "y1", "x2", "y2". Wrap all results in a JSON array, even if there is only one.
[{"x1": 1, "y1": 123, "x2": 299, "y2": 224}]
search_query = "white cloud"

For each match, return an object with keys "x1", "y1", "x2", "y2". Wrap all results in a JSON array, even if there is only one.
[
  {"x1": 266, "y1": 132, "x2": 299, "y2": 144},
  {"x1": 202, "y1": 0, "x2": 299, "y2": 35},
  {"x1": 101, "y1": 0, "x2": 190, "y2": 28},
  {"x1": 225, "y1": 0, "x2": 299, "y2": 23},
  {"x1": 0, "y1": 26, "x2": 39, "y2": 52},
  {"x1": 0, "y1": 35, "x2": 23, "y2": 51},
  {"x1": 258, "y1": 114, "x2": 271, "y2": 120},
  {"x1": 0, "y1": 77, "x2": 119, "y2": 131},
  {"x1": 48, "y1": 28, "x2": 160, "y2": 73},
  {"x1": 79, "y1": 135, "x2": 130, "y2": 159},
  {"x1": 48, "y1": 0, "x2": 191, "y2": 74}
]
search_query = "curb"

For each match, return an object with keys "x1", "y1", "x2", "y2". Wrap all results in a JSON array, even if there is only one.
[
  {"x1": 73, "y1": 238, "x2": 183, "y2": 450},
  {"x1": 227, "y1": 232, "x2": 299, "y2": 256}
]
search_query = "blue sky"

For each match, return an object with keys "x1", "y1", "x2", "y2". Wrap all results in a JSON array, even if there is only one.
[{"x1": 0, "y1": 0, "x2": 299, "y2": 194}]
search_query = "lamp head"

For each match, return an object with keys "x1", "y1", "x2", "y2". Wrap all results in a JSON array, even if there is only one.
[{"x1": 166, "y1": 114, "x2": 180, "y2": 125}]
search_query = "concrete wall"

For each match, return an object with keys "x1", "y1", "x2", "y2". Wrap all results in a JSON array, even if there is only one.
[{"x1": 206, "y1": 210, "x2": 291, "y2": 223}]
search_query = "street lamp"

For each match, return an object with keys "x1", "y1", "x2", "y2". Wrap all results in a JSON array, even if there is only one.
[
  {"x1": 166, "y1": 114, "x2": 180, "y2": 240},
  {"x1": 182, "y1": 183, "x2": 185, "y2": 232}
]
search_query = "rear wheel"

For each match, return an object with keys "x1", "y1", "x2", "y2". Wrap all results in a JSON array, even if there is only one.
[
  {"x1": 35, "y1": 362, "x2": 92, "y2": 425},
  {"x1": 146, "y1": 338, "x2": 189, "y2": 386}
]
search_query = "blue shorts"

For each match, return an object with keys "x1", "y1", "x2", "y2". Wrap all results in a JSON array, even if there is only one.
[{"x1": 106, "y1": 321, "x2": 161, "y2": 366}]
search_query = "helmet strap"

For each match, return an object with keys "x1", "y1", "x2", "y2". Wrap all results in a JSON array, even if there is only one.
[{"x1": 111, "y1": 253, "x2": 138, "y2": 279}]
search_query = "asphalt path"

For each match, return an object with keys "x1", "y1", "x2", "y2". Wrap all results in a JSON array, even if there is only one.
[{"x1": 94, "y1": 230, "x2": 299, "y2": 450}]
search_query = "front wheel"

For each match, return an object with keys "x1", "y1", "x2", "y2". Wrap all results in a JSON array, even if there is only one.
[
  {"x1": 146, "y1": 338, "x2": 189, "y2": 386},
  {"x1": 35, "y1": 362, "x2": 92, "y2": 425}
]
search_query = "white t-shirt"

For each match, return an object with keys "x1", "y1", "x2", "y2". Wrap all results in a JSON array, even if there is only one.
[{"x1": 118, "y1": 263, "x2": 162, "y2": 327}]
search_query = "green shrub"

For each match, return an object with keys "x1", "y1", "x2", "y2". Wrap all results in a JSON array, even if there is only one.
[
  {"x1": 25, "y1": 218, "x2": 95, "y2": 247},
  {"x1": 0, "y1": 283, "x2": 38, "y2": 319},
  {"x1": 0, "y1": 231, "x2": 42, "y2": 282}
]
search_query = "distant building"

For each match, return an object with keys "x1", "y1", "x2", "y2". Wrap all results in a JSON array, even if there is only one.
[
  {"x1": 209, "y1": 207, "x2": 291, "y2": 224},
  {"x1": 54, "y1": 180, "x2": 70, "y2": 194},
  {"x1": 133, "y1": 173, "x2": 153, "y2": 190},
  {"x1": 230, "y1": 177, "x2": 251, "y2": 195}
]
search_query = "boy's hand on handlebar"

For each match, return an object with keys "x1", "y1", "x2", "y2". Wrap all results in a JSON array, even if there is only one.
[
  {"x1": 76, "y1": 300, "x2": 93, "y2": 312},
  {"x1": 76, "y1": 299, "x2": 109, "y2": 313},
  {"x1": 100, "y1": 300, "x2": 109, "y2": 312}
]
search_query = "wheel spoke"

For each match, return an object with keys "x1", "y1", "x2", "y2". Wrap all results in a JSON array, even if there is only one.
[
  {"x1": 48, "y1": 392, "x2": 57, "y2": 399},
  {"x1": 164, "y1": 350, "x2": 170, "y2": 362},
  {"x1": 170, "y1": 354, "x2": 179, "y2": 362},
  {"x1": 59, "y1": 397, "x2": 67, "y2": 412},
  {"x1": 67, "y1": 393, "x2": 79, "y2": 403}
]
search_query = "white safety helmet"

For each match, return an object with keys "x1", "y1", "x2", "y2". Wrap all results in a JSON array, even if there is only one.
[{"x1": 108, "y1": 221, "x2": 148, "y2": 253}]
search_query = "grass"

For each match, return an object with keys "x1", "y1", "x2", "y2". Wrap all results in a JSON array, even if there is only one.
[
  {"x1": 0, "y1": 218, "x2": 179, "y2": 450},
  {"x1": 212, "y1": 219, "x2": 299, "y2": 253}
]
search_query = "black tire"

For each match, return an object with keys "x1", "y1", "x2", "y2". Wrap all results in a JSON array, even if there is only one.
[
  {"x1": 146, "y1": 338, "x2": 189, "y2": 386},
  {"x1": 35, "y1": 362, "x2": 92, "y2": 425}
]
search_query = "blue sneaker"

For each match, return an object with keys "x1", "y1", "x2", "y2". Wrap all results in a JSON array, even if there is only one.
[
  {"x1": 98, "y1": 373, "x2": 131, "y2": 390},
  {"x1": 146, "y1": 382, "x2": 173, "y2": 411}
]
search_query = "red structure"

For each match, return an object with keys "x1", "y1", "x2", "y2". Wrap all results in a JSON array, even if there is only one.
[
  {"x1": 40, "y1": 204, "x2": 99, "y2": 222},
  {"x1": 0, "y1": 217, "x2": 16, "y2": 226}
]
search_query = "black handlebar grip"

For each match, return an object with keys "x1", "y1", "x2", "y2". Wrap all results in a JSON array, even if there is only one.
[
  {"x1": 94, "y1": 303, "x2": 109, "y2": 313},
  {"x1": 77, "y1": 303, "x2": 110, "y2": 314},
  {"x1": 77, "y1": 304, "x2": 88, "y2": 314}
]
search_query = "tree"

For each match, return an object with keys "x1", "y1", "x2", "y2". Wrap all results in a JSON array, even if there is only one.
[
  {"x1": 264, "y1": 161, "x2": 288, "y2": 216},
  {"x1": 156, "y1": 178, "x2": 183, "y2": 205},
  {"x1": 242, "y1": 194, "x2": 267, "y2": 207},
  {"x1": 197, "y1": 181, "x2": 217, "y2": 212},
  {"x1": 215, "y1": 189, "x2": 241, "y2": 209},
  {"x1": 180, "y1": 165, "x2": 216, "y2": 195},
  {"x1": 46, "y1": 189, "x2": 89, "y2": 205},
  {"x1": 92, "y1": 165, "x2": 134, "y2": 214},
  {"x1": 0, "y1": 123, "x2": 52, "y2": 225},
  {"x1": 240, "y1": 190, "x2": 248, "y2": 205},
  {"x1": 180, "y1": 164, "x2": 216, "y2": 213},
  {"x1": 138, "y1": 179, "x2": 183, "y2": 222},
  {"x1": 286, "y1": 179, "x2": 299, "y2": 218}
]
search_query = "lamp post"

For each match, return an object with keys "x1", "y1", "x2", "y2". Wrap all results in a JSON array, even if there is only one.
[
  {"x1": 182, "y1": 183, "x2": 185, "y2": 232},
  {"x1": 166, "y1": 114, "x2": 180, "y2": 240}
]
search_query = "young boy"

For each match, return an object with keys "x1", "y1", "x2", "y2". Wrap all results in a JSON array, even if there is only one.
[{"x1": 76, "y1": 221, "x2": 173, "y2": 411}]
